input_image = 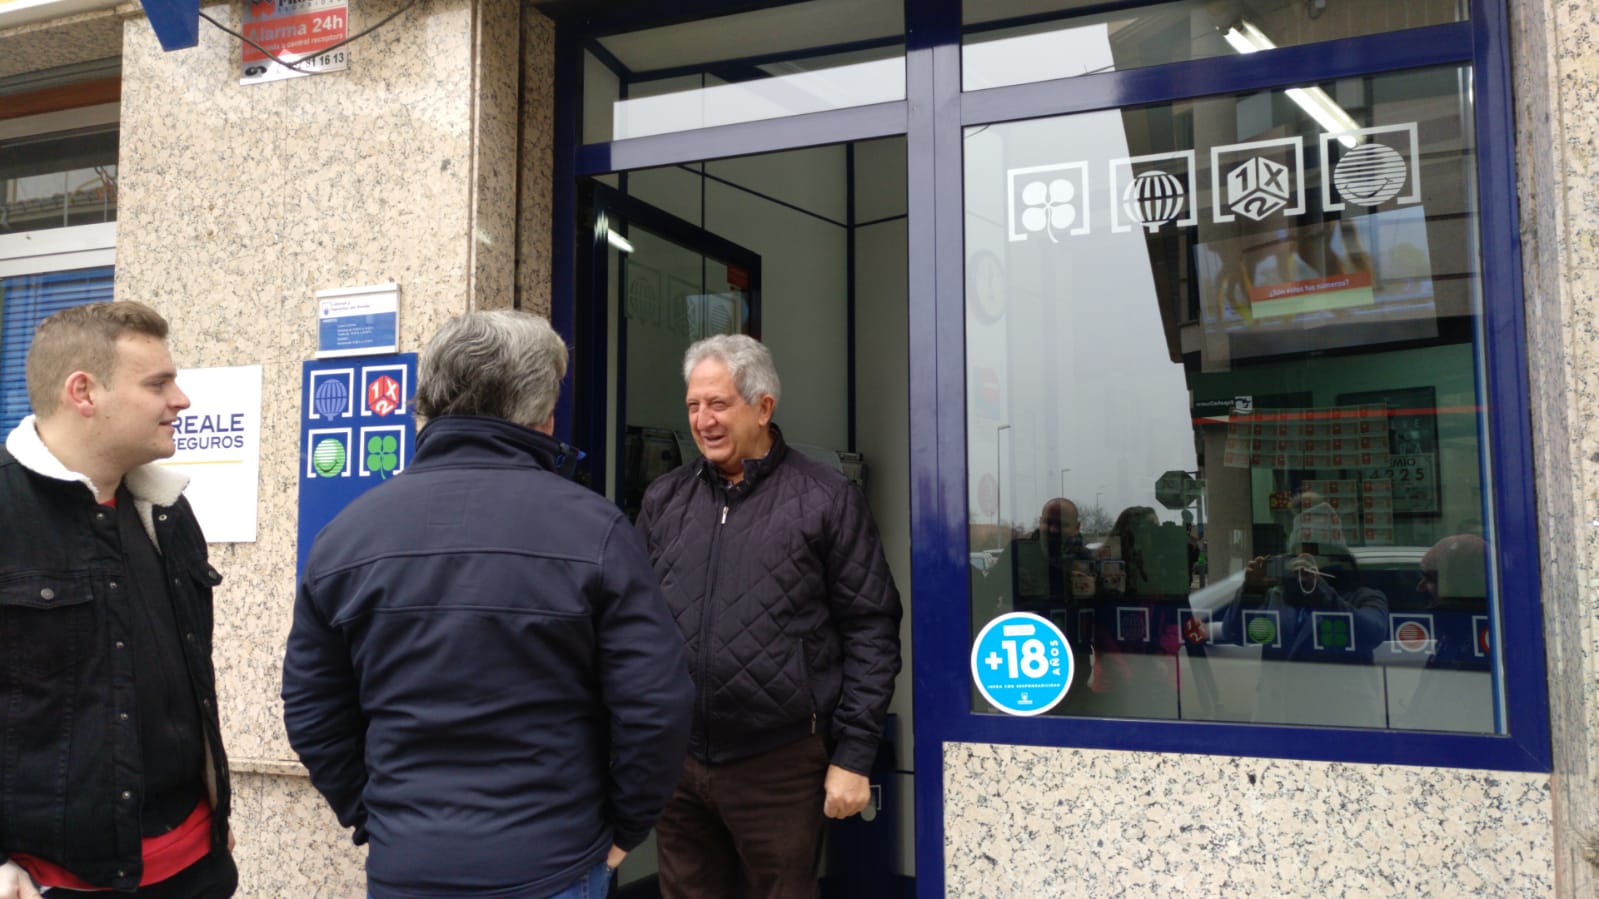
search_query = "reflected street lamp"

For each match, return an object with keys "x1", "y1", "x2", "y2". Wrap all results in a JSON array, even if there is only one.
[{"x1": 996, "y1": 424, "x2": 1012, "y2": 529}]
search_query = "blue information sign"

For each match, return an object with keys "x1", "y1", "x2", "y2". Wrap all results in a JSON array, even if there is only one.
[
  {"x1": 296, "y1": 354, "x2": 417, "y2": 578},
  {"x1": 970, "y1": 612, "x2": 1075, "y2": 717}
]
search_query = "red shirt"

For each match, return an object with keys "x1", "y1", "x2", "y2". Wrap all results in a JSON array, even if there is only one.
[{"x1": 12, "y1": 800, "x2": 213, "y2": 891}]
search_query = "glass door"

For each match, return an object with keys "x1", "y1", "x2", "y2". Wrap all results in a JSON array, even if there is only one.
[{"x1": 579, "y1": 182, "x2": 762, "y2": 517}]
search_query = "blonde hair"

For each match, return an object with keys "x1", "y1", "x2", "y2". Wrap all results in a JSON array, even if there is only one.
[{"x1": 25, "y1": 301, "x2": 170, "y2": 416}]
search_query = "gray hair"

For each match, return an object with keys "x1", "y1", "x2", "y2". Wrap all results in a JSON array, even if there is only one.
[
  {"x1": 415, "y1": 310, "x2": 568, "y2": 427},
  {"x1": 682, "y1": 334, "x2": 781, "y2": 408}
]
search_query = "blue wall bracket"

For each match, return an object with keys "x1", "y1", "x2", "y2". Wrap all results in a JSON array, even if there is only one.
[{"x1": 140, "y1": 0, "x2": 199, "y2": 51}]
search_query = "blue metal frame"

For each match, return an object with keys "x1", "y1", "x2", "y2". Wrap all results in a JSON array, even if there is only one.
[
  {"x1": 574, "y1": 101, "x2": 908, "y2": 176},
  {"x1": 547, "y1": 2, "x2": 1550, "y2": 897},
  {"x1": 904, "y1": 4, "x2": 963, "y2": 896}
]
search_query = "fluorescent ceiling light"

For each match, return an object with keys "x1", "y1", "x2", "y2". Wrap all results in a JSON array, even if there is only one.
[
  {"x1": 1223, "y1": 20, "x2": 1360, "y2": 148},
  {"x1": 606, "y1": 228, "x2": 634, "y2": 254},
  {"x1": 1222, "y1": 20, "x2": 1274, "y2": 55}
]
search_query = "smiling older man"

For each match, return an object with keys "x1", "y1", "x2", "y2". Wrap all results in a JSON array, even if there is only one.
[{"x1": 635, "y1": 334, "x2": 902, "y2": 899}]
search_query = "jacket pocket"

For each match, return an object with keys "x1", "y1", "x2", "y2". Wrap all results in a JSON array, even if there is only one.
[
  {"x1": 181, "y1": 558, "x2": 223, "y2": 652},
  {"x1": 0, "y1": 575, "x2": 96, "y2": 679}
]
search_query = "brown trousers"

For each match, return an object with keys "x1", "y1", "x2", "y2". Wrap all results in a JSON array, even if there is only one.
[{"x1": 656, "y1": 735, "x2": 829, "y2": 899}]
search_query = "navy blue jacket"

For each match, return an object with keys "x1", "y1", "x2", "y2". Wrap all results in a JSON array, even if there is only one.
[{"x1": 283, "y1": 416, "x2": 693, "y2": 898}]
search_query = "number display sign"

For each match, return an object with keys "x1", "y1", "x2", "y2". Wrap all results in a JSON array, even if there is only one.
[{"x1": 970, "y1": 612, "x2": 1075, "y2": 717}]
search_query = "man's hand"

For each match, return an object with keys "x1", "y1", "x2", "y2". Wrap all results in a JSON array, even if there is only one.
[
  {"x1": 1243, "y1": 555, "x2": 1271, "y2": 591},
  {"x1": 822, "y1": 765, "x2": 871, "y2": 819},
  {"x1": 605, "y1": 844, "x2": 627, "y2": 871},
  {"x1": 0, "y1": 860, "x2": 43, "y2": 899}
]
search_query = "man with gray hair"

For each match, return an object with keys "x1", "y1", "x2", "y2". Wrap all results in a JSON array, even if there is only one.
[
  {"x1": 636, "y1": 334, "x2": 902, "y2": 898},
  {"x1": 284, "y1": 310, "x2": 694, "y2": 899}
]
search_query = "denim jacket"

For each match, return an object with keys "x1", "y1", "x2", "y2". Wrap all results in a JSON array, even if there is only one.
[{"x1": 0, "y1": 418, "x2": 230, "y2": 891}]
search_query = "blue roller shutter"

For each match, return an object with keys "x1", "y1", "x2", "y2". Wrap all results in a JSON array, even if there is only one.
[{"x1": 0, "y1": 265, "x2": 115, "y2": 434}]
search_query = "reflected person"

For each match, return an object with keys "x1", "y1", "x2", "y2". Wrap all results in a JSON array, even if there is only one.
[
  {"x1": 988, "y1": 497, "x2": 1093, "y2": 620},
  {"x1": 1230, "y1": 541, "x2": 1388, "y2": 662}
]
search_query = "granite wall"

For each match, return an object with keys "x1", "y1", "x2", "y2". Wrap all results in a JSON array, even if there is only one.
[
  {"x1": 110, "y1": 0, "x2": 544, "y2": 891},
  {"x1": 944, "y1": 743, "x2": 1552, "y2": 897},
  {"x1": 1509, "y1": 0, "x2": 1599, "y2": 895}
]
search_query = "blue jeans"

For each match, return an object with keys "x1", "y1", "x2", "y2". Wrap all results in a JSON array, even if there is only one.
[
  {"x1": 366, "y1": 862, "x2": 610, "y2": 899},
  {"x1": 543, "y1": 861, "x2": 612, "y2": 899}
]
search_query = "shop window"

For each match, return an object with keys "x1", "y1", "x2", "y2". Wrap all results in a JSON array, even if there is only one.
[
  {"x1": 0, "y1": 124, "x2": 117, "y2": 234},
  {"x1": 0, "y1": 266, "x2": 115, "y2": 432},
  {"x1": 963, "y1": 65, "x2": 1502, "y2": 733},
  {"x1": 581, "y1": 0, "x2": 904, "y2": 144},
  {"x1": 962, "y1": 0, "x2": 1467, "y2": 92},
  {"x1": 0, "y1": 76, "x2": 121, "y2": 431}
]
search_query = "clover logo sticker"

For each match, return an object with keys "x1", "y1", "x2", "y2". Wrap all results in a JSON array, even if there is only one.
[
  {"x1": 365, "y1": 433, "x2": 399, "y2": 479},
  {"x1": 1020, "y1": 178, "x2": 1078, "y2": 243}
]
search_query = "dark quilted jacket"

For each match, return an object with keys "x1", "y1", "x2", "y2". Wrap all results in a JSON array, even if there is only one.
[{"x1": 635, "y1": 424, "x2": 901, "y2": 775}]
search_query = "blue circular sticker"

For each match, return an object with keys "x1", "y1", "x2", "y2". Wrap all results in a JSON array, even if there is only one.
[{"x1": 970, "y1": 612, "x2": 1075, "y2": 716}]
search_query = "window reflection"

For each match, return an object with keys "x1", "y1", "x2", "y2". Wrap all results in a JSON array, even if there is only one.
[
  {"x1": 964, "y1": 65, "x2": 1498, "y2": 733},
  {"x1": 0, "y1": 126, "x2": 118, "y2": 234},
  {"x1": 581, "y1": 0, "x2": 904, "y2": 144},
  {"x1": 961, "y1": 0, "x2": 1468, "y2": 93}
]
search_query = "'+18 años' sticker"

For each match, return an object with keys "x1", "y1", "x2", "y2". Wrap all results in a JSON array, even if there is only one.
[{"x1": 970, "y1": 612, "x2": 1074, "y2": 716}]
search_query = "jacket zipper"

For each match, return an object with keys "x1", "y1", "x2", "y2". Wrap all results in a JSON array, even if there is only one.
[{"x1": 697, "y1": 487, "x2": 731, "y2": 760}]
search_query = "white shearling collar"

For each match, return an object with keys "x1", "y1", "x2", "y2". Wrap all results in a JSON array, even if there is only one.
[{"x1": 5, "y1": 415, "x2": 189, "y2": 543}]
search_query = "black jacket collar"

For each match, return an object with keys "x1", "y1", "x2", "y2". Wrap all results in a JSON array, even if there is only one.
[{"x1": 695, "y1": 422, "x2": 789, "y2": 496}]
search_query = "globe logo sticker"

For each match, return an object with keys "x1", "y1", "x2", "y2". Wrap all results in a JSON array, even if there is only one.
[
  {"x1": 311, "y1": 437, "x2": 347, "y2": 478},
  {"x1": 1122, "y1": 170, "x2": 1186, "y2": 233},
  {"x1": 971, "y1": 612, "x2": 1073, "y2": 717},
  {"x1": 313, "y1": 377, "x2": 350, "y2": 420},
  {"x1": 1333, "y1": 143, "x2": 1408, "y2": 206}
]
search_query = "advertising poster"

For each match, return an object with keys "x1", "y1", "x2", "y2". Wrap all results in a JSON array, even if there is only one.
[
  {"x1": 296, "y1": 353, "x2": 416, "y2": 577},
  {"x1": 161, "y1": 365, "x2": 264, "y2": 543}
]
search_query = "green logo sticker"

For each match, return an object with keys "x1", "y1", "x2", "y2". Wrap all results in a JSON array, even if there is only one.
[
  {"x1": 312, "y1": 438, "x2": 346, "y2": 478},
  {"x1": 366, "y1": 434, "x2": 399, "y2": 479},
  {"x1": 1246, "y1": 615, "x2": 1277, "y2": 646}
]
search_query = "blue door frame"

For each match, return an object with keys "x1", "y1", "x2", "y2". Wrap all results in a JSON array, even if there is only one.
[{"x1": 546, "y1": 3, "x2": 1547, "y2": 896}]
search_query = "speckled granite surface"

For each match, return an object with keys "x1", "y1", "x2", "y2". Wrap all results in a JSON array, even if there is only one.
[
  {"x1": 516, "y1": 9, "x2": 554, "y2": 315},
  {"x1": 0, "y1": 8, "x2": 121, "y2": 79},
  {"x1": 116, "y1": 0, "x2": 524, "y2": 766},
  {"x1": 1510, "y1": 0, "x2": 1599, "y2": 895},
  {"x1": 231, "y1": 771, "x2": 366, "y2": 897},
  {"x1": 944, "y1": 743, "x2": 1552, "y2": 898}
]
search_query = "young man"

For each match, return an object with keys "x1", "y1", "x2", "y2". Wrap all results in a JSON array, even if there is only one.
[
  {"x1": 635, "y1": 334, "x2": 902, "y2": 898},
  {"x1": 284, "y1": 310, "x2": 693, "y2": 899},
  {"x1": 0, "y1": 302, "x2": 234, "y2": 899}
]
